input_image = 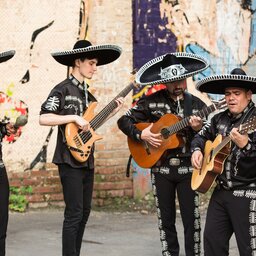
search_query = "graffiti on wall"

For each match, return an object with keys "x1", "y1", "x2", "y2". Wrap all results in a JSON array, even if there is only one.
[
  {"x1": 0, "y1": 90, "x2": 28, "y2": 143},
  {"x1": 20, "y1": 21, "x2": 54, "y2": 84},
  {"x1": 133, "y1": 0, "x2": 256, "y2": 101}
]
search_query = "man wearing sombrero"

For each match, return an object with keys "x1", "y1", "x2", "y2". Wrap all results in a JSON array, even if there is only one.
[
  {"x1": 118, "y1": 52, "x2": 209, "y2": 256},
  {"x1": 39, "y1": 40, "x2": 124, "y2": 256},
  {"x1": 191, "y1": 68, "x2": 256, "y2": 255},
  {"x1": 0, "y1": 50, "x2": 16, "y2": 256}
]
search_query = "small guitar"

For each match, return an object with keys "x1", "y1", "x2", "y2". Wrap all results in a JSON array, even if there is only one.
[
  {"x1": 65, "y1": 78, "x2": 137, "y2": 163},
  {"x1": 191, "y1": 116, "x2": 256, "y2": 193},
  {"x1": 128, "y1": 100, "x2": 226, "y2": 168}
]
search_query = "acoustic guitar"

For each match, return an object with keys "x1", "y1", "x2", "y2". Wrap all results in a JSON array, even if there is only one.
[
  {"x1": 65, "y1": 78, "x2": 136, "y2": 163},
  {"x1": 191, "y1": 116, "x2": 256, "y2": 193},
  {"x1": 128, "y1": 100, "x2": 226, "y2": 168}
]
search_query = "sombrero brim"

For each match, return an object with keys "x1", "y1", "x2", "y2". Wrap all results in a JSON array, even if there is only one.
[
  {"x1": 196, "y1": 74, "x2": 256, "y2": 94},
  {"x1": 135, "y1": 52, "x2": 209, "y2": 86},
  {"x1": 0, "y1": 50, "x2": 15, "y2": 63},
  {"x1": 51, "y1": 45, "x2": 122, "y2": 66}
]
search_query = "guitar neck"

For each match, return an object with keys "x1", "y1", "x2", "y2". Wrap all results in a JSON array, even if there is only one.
[
  {"x1": 89, "y1": 82, "x2": 134, "y2": 130},
  {"x1": 212, "y1": 136, "x2": 231, "y2": 156},
  {"x1": 167, "y1": 104, "x2": 217, "y2": 135}
]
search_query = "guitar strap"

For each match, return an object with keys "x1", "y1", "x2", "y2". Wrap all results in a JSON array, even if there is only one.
[
  {"x1": 126, "y1": 154, "x2": 132, "y2": 177},
  {"x1": 184, "y1": 91, "x2": 192, "y2": 117}
]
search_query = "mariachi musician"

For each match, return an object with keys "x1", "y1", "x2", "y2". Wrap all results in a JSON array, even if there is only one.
[
  {"x1": 191, "y1": 68, "x2": 256, "y2": 256},
  {"x1": 117, "y1": 53, "x2": 208, "y2": 256},
  {"x1": 39, "y1": 40, "x2": 124, "y2": 256},
  {"x1": 0, "y1": 50, "x2": 17, "y2": 256}
]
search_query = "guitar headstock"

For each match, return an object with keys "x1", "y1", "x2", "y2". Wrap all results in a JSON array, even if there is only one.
[{"x1": 240, "y1": 116, "x2": 256, "y2": 134}]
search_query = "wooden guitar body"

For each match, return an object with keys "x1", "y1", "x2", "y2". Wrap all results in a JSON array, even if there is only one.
[
  {"x1": 65, "y1": 102, "x2": 102, "y2": 163},
  {"x1": 128, "y1": 114, "x2": 184, "y2": 168},
  {"x1": 191, "y1": 134, "x2": 231, "y2": 193}
]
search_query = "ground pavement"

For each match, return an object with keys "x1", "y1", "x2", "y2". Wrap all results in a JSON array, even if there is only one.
[{"x1": 7, "y1": 209, "x2": 238, "y2": 256}]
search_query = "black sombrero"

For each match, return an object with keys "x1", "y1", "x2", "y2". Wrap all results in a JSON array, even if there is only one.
[
  {"x1": 135, "y1": 52, "x2": 209, "y2": 86},
  {"x1": 196, "y1": 68, "x2": 256, "y2": 94},
  {"x1": 51, "y1": 40, "x2": 122, "y2": 66},
  {"x1": 0, "y1": 50, "x2": 15, "y2": 63}
]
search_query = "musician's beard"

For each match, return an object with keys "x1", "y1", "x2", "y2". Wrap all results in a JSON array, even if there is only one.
[{"x1": 171, "y1": 89, "x2": 184, "y2": 99}]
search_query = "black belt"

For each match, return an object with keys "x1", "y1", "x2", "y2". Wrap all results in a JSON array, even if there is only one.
[
  {"x1": 217, "y1": 181, "x2": 256, "y2": 190},
  {"x1": 167, "y1": 157, "x2": 191, "y2": 166}
]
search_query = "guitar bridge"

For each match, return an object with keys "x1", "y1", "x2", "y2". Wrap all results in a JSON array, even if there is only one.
[{"x1": 143, "y1": 141, "x2": 151, "y2": 155}]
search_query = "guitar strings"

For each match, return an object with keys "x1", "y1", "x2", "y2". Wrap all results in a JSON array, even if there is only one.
[
  {"x1": 75, "y1": 84, "x2": 134, "y2": 144},
  {"x1": 162, "y1": 104, "x2": 216, "y2": 137}
]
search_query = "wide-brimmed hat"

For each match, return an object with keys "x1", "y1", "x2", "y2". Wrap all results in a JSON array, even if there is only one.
[
  {"x1": 196, "y1": 68, "x2": 256, "y2": 94},
  {"x1": 135, "y1": 52, "x2": 209, "y2": 86},
  {"x1": 51, "y1": 40, "x2": 122, "y2": 66},
  {"x1": 0, "y1": 50, "x2": 15, "y2": 63}
]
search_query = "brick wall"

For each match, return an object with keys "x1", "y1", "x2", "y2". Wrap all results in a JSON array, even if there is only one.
[
  {"x1": 9, "y1": 161, "x2": 133, "y2": 208},
  {"x1": 5, "y1": 0, "x2": 134, "y2": 209}
]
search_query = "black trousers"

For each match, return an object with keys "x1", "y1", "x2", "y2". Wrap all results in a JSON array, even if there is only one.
[
  {"x1": 204, "y1": 187, "x2": 256, "y2": 256},
  {"x1": 0, "y1": 165, "x2": 9, "y2": 256},
  {"x1": 58, "y1": 164, "x2": 94, "y2": 256},
  {"x1": 151, "y1": 165, "x2": 201, "y2": 256}
]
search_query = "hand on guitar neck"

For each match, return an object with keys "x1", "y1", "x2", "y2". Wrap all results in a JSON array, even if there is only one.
[{"x1": 229, "y1": 127, "x2": 249, "y2": 149}]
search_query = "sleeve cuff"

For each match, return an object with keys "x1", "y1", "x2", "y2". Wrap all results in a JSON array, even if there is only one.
[
  {"x1": 191, "y1": 147, "x2": 202, "y2": 154},
  {"x1": 242, "y1": 140, "x2": 252, "y2": 152},
  {"x1": 135, "y1": 130, "x2": 142, "y2": 141}
]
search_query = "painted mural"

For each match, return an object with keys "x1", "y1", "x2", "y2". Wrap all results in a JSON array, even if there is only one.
[
  {"x1": 0, "y1": 20, "x2": 53, "y2": 145},
  {"x1": 0, "y1": 0, "x2": 83, "y2": 169},
  {"x1": 133, "y1": 0, "x2": 256, "y2": 101},
  {"x1": 0, "y1": 91, "x2": 28, "y2": 143}
]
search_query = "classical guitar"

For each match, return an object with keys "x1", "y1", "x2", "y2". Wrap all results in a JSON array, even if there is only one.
[
  {"x1": 191, "y1": 116, "x2": 256, "y2": 193},
  {"x1": 128, "y1": 100, "x2": 226, "y2": 168},
  {"x1": 65, "y1": 78, "x2": 136, "y2": 163}
]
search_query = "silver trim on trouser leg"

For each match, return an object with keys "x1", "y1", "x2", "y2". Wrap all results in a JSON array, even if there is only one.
[
  {"x1": 151, "y1": 171, "x2": 201, "y2": 256},
  {"x1": 194, "y1": 193, "x2": 201, "y2": 255},
  {"x1": 151, "y1": 172, "x2": 171, "y2": 256},
  {"x1": 233, "y1": 190, "x2": 256, "y2": 255}
]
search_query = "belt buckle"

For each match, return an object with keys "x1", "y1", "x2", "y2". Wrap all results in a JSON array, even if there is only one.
[{"x1": 169, "y1": 158, "x2": 180, "y2": 166}]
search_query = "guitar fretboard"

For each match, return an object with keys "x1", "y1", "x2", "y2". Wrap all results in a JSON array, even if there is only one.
[
  {"x1": 90, "y1": 82, "x2": 134, "y2": 130},
  {"x1": 76, "y1": 82, "x2": 134, "y2": 145},
  {"x1": 162, "y1": 103, "x2": 218, "y2": 137}
]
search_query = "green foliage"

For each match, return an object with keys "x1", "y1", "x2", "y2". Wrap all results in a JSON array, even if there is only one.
[
  {"x1": 9, "y1": 186, "x2": 33, "y2": 212},
  {"x1": 93, "y1": 192, "x2": 156, "y2": 213}
]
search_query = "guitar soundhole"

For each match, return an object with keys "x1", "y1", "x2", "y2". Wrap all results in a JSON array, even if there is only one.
[{"x1": 161, "y1": 128, "x2": 169, "y2": 139}]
